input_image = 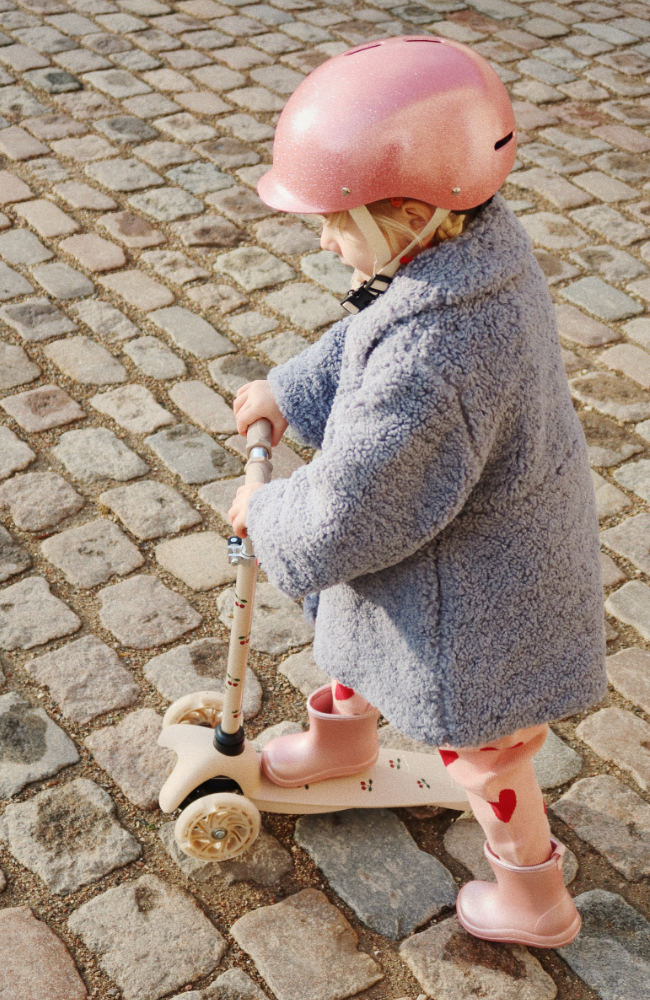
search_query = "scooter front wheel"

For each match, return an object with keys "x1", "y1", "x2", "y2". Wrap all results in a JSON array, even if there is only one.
[
  {"x1": 175, "y1": 792, "x2": 261, "y2": 861},
  {"x1": 162, "y1": 691, "x2": 224, "y2": 729}
]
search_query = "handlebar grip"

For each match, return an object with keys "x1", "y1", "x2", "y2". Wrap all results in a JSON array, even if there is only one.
[
  {"x1": 246, "y1": 418, "x2": 272, "y2": 457},
  {"x1": 245, "y1": 418, "x2": 273, "y2": 486}
]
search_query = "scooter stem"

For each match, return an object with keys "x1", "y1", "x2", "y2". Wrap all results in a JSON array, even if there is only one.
[{"x1": 214, "y1": 418, "x2": 273, "y2": 756}]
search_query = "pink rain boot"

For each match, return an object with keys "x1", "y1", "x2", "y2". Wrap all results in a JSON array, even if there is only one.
[
  {"x1": 456, "y1": 838, "x2": 581, "y2": 948},
  {"x1": 260, "y1": 684, "x2": 380, "y2": 787}
]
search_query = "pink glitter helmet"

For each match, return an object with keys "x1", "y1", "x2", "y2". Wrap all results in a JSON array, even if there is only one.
[{"x1": 257, "y1": 35, "x2": 516, "y2": 215}]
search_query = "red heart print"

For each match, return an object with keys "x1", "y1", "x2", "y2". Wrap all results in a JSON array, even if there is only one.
[
  {"x1": 438, "y1": 749, "x2": 459, "y2": 767},
  {"x1": 489, "y1": 789, "x2": 517, "y2": 823},
  {"x1": 334, "y1": 683, "x2": 355, "y2": 700}
]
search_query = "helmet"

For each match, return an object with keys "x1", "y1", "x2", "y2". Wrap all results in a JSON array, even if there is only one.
[{"x1": 257, "y1": 35, "x2": 516, "y2": 215}]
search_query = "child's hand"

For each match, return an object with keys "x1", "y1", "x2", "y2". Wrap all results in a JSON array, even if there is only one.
[
  {"x1": 233, "y1": 380, "x2": 288, "y2": 447},
  {"x1": 229, "y1": 483, "x2": 264, "y2": 538}
]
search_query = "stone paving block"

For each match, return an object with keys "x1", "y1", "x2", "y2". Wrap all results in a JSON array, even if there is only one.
[
  {"x1": 300, "y1": 250, "x2": 353, "y2": 294},
  {"x1": 580, "y1": 411, "x2": 642, "y2": 466},
  {"x1": 146, "y1": 423, "x2": 242, "y2": 483},
  {"x1": 519, "y1": 212, "x2": 589, "y2": 250},
  {"x1": 173, "y1": 214, "x2": 246, "y2": 247},
  {"x1": 129, "y1": 186, "x2": 203, "y2": 221},
  {"x1": 278, "y1": 646, "x2": 329, "y2": 697},
  {"x1": 142, "y1": 249, "x2": 209, "y2": 285},
  {"x1": 443, "y1": 813, "x2": 578, "y2": 884},
  {"x1": 0, "y1": 297, "x2": 75, "y2": 342},
  {"x1": 578, "y1": 705, "x2": 650, "y2": 789},
  {"x1": 84, "y1": 67, "x2": 151, "y2": 98},
  {"x1": 0, "y1": 261, "x2": 33, "y2": 300},
  {"x1": 192, "y1": 63, "x2": 246, "y2": 91},
  {"x1": 25, "y1": 159, "x2": 71, "y2": 185},
  {"x1": 252, "y1": 720, "x2": 304, "y2": 754},
  {"x1": 207, "y1": 184, "x2": 274, "y2": 224},
  {"x1": 154, "y1": 111, "x2": 215, "y2": 142},
  {"x1": 198, "y1": 969, "x2": 268, "y2": 1000},
  {"x1": 122, "y1": 93, "x2": 181, "y2": 119},
  {"x1": 0, "y1": 906, "x2": 86, "y2": 1000},
  {"x1": 602, "y1": 514, "x2": 650, "y2": 573},
  {"x1": 145, "y1": 635, "x2": 262, "y2": 717},
  {"x1": 175, "y1": 91, "x2": 232, "y2": 115},
  {"x1": 23, "y1": 67, "x2": 80, "y2": 95},
  {"x1": 71, "y1": 299, "x2": 140, "y2": 343},
  {"x1": 260, "y1": 331, "x2": 310, "y2": 365},
  {"x1": 0, "y1": 228, "x2": 53, "y2": 265},
  {"x1": 0, "y1": 525, "x2": 31, "y2": 584},
  {"x1": 198, "y1": 475, "x2": 244, "y2": 523},
  {"x1": 0, "y1": 471, "x2": 84, "y2": 531},
  {"x1": 26, "y1": 633, "x2": 140, "y2": 723},
  {"x1": 187, "y1": 283, "x2": 248, "y2": 316},
  {"x1": 14, "y1": 198, "x2": 79, "y2": 237},
  {"x1": 196, "y1": 136, "x2": 260, "y2": 169},
  {"x1": 44, "y1": 336, "x2": 127, "y2": 384},
  {"x1": 557, "y1": 890, "x2": 650, "y2": 1000},
  {"x1": 513, "y1": 78, "x2": 564, "y2": 103},
  {"x1": 0, "y1": 340, "x2": 40, "y2": 390},
  {"x1": 228, "y1": 311, "x2": 277, "y2": 338},
  {"x1": 31, "y1": 262, "x2": 94, "y2": 300},
  {"x1": 0, "y1": 45, "x2": 50, "y2": 73},
  {"x1": 59, "y1": 233, "x2": 126, "y2": 273},
  {"x1": 592, "y1": 469, "x2": 633, "y2": 519},
  {"x1": 533, "y1": 726, "x2": 584, "y2": 788},
  {"x1": 99, "y1": 269, "x2": 175, "y2": 310},
  {"x1": 571, "y1": 245, "x2": 647, "y2": 283},
  {"x1": 135, "y1": 141, "x2": 198, "y2": 169},
  {"x1": 209, "y1": 354, "x2": 270, "y2": 396},
  {"x1": 155, "y1": 531, "x2": 236, "y2": 590},
  {"x1": 98, "y1": 574, "x2": 202, "y2": 648},
  {"x1": 570, "y1": 204, "x2": 648, "y2": 247},
  {"x1": 42, "y1": 517, "x2": 144, "y2": 588},
  {"x1": 218, "y1": 582, "x2": 313, "y2": 654},
  {"x1": 553, "y1": 774, "x2": 650, "y2": 881},
  {"x1": 166, "y1": 160, "x2": 233, "y2": 195},
  {"x1": 86, "y1": 156, "x2": 163, "y2": 191},
  {"x1": 129, "y1": 27, "x2": 183, "y2": 52},
  {"x1": 144, "y1": 67, "x2": 197, "y2": 91},
  {"x1": 607, "y1": 646, "x2": 650, "y2": 714},
  {"x1": 99, "y1": 208, "x2": 166, "y2": 248},
  {"x1": 85, "y1": 708, "x2": 177, "y2": 808},
  {"x1": 560, "y1": 276, "x2": 643, "y2": 322},
  {"x1": 509, "y1": 167, "x2": 591, "y2": 208},
  {"x1": 615, "y1": 458, "x2": 650, "y2": 501},
  {"x1": 214, "y1": 246, "x2": 295, "y2": 290},
  {"x1": 68, "y1": 874, "x2": 226, "y2": 1000},
  {"x1": 400, "y1": 913, "x2": 558, "y2": 1000},
  {"x1": 0, "y1": 427, "x2": 35, "y2": 480},
  {"x1": 100, "y1": 481, "x2": 200, "y2": 543},
  {"x1": 2, "y1": 384, "x2": 86, "y2": 431},
  {"x1": 0, "y1": 170, "x2": 32, "y2": 206},
  {"x1": 295, "y1": 808, "x2": 456, "y2": 939},
  {"x1": 0, "y1": 777, "x2": 141, "y2": 894},
  {"x1": 573, "y1": 169, "x2": 639, "y2": 202},
  {"x1": 263, "y1": 282, "x2": 344, "y2": 330},
  {"x1": 534, "y1": 250, "x2": 580, "y2": 286},
  {"x1": 253, "y1": 217, "x2": 320, "y2": 255},
  {"x1": 53, "y1": 50, "x2": 111, "y2": 74},
  {"x1": 124, "y1": 335, "x2": 186, "y2": 379},
  {"x1": 570, "y1": 372, "x2": 650, "y2": 422},
  {"x1": 216, "y1": 112, "x2": 274, "y2": 143},
  {"x1": 168, "y1": 379, "x2": 237, "y2": 433},
  {"x1": 601, "y1": 551, "x2": 626, "y2": 588},
  {"x1": 91, "y1": 383, "x2": 174, "y2": 434},
  {"x1": 53, "y1": 426, "x2": 148, "y2": 484},
  {"x1": 231, "y1": 888, "x2": 382, "y2": 1000},
  {"x1": 0, "y1": 125, "x2": 50, "y2": 160},
  {"x1": 600, "y1": 344, "x2": 650, "y2": 390},
  {"x1": 0, "y1": 576, "x2": 80, "y2": 652},
  {"x1": 95, "y1": 115, "x2": 159, "y2": 144},
  {"x1": 55, "y1": 89, "x2": 121, "y2": 120}
]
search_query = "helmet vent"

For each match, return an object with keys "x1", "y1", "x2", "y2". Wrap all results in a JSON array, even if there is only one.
[
  {"x1": 495, "y1": 132, "x2": 513, "y2": 150},
  {"x1": 345, "y1": 43, "x2": 381, "y2": 55},
  {"x1": 405, "y1": 38, "x2": 442, "y2": 42}
]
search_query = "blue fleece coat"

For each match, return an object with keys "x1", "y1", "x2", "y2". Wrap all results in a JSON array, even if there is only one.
[{"x1": 247, "y1": 194, "x2": 607, "y2": 748}]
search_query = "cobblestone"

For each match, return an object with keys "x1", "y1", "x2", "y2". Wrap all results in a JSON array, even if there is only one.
[
  {"x1": 145, "y1": 634, "x2": 262, "y2": 716},
  {"x1": 278, "y1": 645, "x2": 329, "y2": 697},
  {"x1": 168, "y1": 379, "x2": 237, "y2": 432},
  {"x1": 99, "y1": 268, "x2": 174, "y2": 309},
  {"x1": 52, "y1": 426, "x2": 149, "y2": 482},
  {"x1": 85, "y1": 707, "x2": 176, "y2": 807},
  {"x1": 0, "y1": 471, "x2": 84, "y2": 531},
  {"x1": 560, "y1": 276, "x2": 643, "y2": 321},
  {"x1": 0, "y1": 777, "x2": 141, "y2": 894},
  {"x1": 159, "y1": 820, "x2": 290, "y2": 887},
  {"x1": 0, "y1": 340, "x2": 40, "y2": 390},
  {"x1": 124, "y1": 335, "x2": 186, "y2": 378},
  {"x1": 578, "y1": 705, "x2": 650, "y2": 788},
  {"x1": 99, "y1": 478, "x2": 201, "y2": 539},
  {"x1": 0, "y1": 691, "x2": 79, "y2": 796},
  {"x1": 0, "y1": 906, "x2": 87, "y2": 1000},
  {"x1": 0, "y1": 228, "x2": 53, "y2": 265},
  {"x1": 0, "y1": 575, "x2": 81, "y2": 650},
  {"x1": 146, "y1": 422, "x2": 241, "y2": 482},
  {"x1": 90, "y1": 383, "x2": 174, "y2": 433},
  {"x1": 155, "y1": 530, "x2": 235, "y2": 590},
  {"x1": 42, "y1": 517, "x2": 144, "y2": 587},
  {"x1": 99, "y1": 208, "x2": 166, "y2": 247},
  {"x1": 149, "y1": 304, "x2": 235, "y2": 357},
  {"x1": 26, "y1": 633, "x2": 140, "y2": 723},
  {"x1": 0, "y1": 525, "x2": 31, "y2": 583},
  {"x1": 44, "y1": 335, "x2": 127, "y2": 383},
  {"x1": 0, "y1": 427, "x2": 35, "y2": 480},
  {"x1": 218, "y1": 581, "x2": 313, "y2": 654},
  {"x1": 99, "y1": 572, "x2": 201, "y2": 647}
]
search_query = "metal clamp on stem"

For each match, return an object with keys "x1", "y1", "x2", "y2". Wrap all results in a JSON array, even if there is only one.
[{"x1": 215, "y1": 418, "x2": 273, "y2": 757}]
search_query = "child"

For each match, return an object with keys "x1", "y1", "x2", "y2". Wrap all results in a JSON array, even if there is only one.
[{"x1": 228, "y1": 37, "x2": 606, "y2": 948}]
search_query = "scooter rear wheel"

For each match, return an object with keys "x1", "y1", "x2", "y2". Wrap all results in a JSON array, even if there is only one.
[
  {"x1": 162, "y1": 691, "x2": 224, "y2": 729},
  {"x1": 175, "y1": 792, "x2": 260, "y2": 861}
]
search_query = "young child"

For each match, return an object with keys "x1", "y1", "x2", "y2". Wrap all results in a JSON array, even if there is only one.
[{"x1": 228, "y1": 37, "x2": 606, "y2": 948}]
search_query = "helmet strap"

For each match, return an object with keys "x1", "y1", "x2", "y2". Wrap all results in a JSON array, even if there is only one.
[{"x1": 340, "y1": 204, "x2": 451, "y2": 315}]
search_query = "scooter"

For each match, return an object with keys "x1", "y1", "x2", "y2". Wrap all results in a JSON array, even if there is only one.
[{"x1": 158, "y1": 420, "x2": 469, "y2": 863}]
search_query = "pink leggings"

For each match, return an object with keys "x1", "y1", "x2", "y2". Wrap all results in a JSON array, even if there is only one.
[{"x1": 332, "y1": 680, "x2": 552, "y2": 868}]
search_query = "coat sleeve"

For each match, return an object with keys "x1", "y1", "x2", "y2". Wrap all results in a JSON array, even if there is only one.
[
  {"x1": 247, "y1": 320, "x2": 496, "y2": 598},
  {"x1": 267, "y1": 316, "x2": 352, "y2": 449}
]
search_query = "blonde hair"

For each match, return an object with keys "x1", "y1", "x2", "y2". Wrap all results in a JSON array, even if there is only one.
[{"x1": 324, "y1": 198, "x2": 472, "y2": 257}]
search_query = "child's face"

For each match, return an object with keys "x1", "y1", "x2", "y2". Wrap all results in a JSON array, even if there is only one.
[{"x1": 320, "y1": 215, "x2": 375, "y2": 280}]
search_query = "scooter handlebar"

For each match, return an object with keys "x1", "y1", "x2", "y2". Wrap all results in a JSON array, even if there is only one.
[{"x1": 245, "y1": 418, "x2": 273, "y2": 485}]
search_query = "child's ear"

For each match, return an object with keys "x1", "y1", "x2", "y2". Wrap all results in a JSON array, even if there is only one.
[{"x1": 402, "y1": 200, "x2": 435, "y2": 234}]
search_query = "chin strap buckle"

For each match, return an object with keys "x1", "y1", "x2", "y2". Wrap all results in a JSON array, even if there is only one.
[{"x1": 340, "y1": 273, "x2": 392, "y2": 315}]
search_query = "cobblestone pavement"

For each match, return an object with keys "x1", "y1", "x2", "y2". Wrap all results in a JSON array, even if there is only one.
[{"x1": 2, "y1": 0, "x2": 650, "y2": 996}]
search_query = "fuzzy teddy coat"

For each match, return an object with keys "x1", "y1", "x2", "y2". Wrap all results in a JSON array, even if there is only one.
[{"x1": 247, "y1": 194, "x2": 607, "y2": 747}]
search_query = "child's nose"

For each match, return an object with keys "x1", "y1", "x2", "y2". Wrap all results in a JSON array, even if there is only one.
[{"x1": 320, "y1": 227, "x2": 339, "y2": 254}]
